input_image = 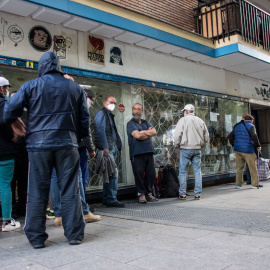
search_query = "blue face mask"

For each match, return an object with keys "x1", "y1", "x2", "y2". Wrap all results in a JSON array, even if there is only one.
[{"x1": 4, "y1": 91, "x2": 9, "y2": 100}]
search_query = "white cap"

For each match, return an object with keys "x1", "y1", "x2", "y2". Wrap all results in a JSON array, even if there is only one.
[
  {"x1": 181, "y1": 104, "x2": 195, "y2": 112},
  {"x1": 0, "y1": 77, "x2": 11, "y2": 87}
]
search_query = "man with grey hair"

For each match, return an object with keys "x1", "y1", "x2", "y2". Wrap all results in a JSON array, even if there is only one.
[{"x1": 174, "y1": 104, "x2": 209, "y2": 200}]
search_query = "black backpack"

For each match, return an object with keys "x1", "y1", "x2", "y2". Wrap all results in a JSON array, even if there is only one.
[{"x1": 159, "y1": 165, "x2": 179, "y2": 198}]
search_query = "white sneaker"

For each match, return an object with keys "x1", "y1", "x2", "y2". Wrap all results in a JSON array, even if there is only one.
[
  {"x1": 2, "y1": 218, "x2": 21, "y2": 232},
  {"x1": 235, "y1": 186, "x2": 242, "y2": 189}
]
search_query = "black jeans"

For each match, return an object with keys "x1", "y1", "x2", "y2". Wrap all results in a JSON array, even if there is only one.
[
  {"x1": 24, "y1": 148, "x2": 85, "y2": 245},
  {"x1": 11, "y1": 150, "x2": 28, "y2": 215},
  {"x1": 131, "y1": 153, "x2": 156, "y2": 196}
]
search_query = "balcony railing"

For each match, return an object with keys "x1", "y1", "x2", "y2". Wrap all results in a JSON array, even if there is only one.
[{"x1": 194, "y1": 0, "x2": 270, "y2": 51}]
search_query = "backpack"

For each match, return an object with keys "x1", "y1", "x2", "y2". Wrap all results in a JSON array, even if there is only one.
[{"x1": 158, "y1": 165, "x2": 179, "y2": 198}]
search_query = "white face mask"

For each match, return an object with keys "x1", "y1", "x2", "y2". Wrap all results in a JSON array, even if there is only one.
[
  {"x1": 107, "y1": 103, "x2": 115, "y2": 112},
  {"x1": 86, "y1": 97, "x2": 91, "y2": 109}
]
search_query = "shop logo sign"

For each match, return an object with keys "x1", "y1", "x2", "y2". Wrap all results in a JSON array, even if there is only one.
[
  {"x1": 53, "y1": 35, "x2": 66, "y2": 59},
  {"x1": 255, "y1": 86, "x2": 270, "y2": 100},
  {"x1": 88, "y1": 35, "x2": 104, "y2": 65},
  {"x1": 7, "y1": 25, "x2": 24, "y2": 47},
  {"x1": 118, "y1": 104, "x2": 125, "y2": 113},
  {"x1": 110, "y1": 47, "x2": 123, "y2": 65},
  {"x1": 29, "y1": 26, "x2": 52, "y2": 52}
]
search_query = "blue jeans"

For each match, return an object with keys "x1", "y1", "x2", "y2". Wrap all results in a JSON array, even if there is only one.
[
  {"x1": 101, "y1": 145, "x2": 118, "y2": 204},
  {"x1": 50, "y1": 167, "x2": 90, "y2": 216},
  {"x1": 179, "y1": 149, "x2": 202, "y2": 196},
  {"x1": 0, "y1": 159, "x2": 14, "y2": 221},
  {"x1": 80, "y1": 149, "x2": 89, "y2": 193}
]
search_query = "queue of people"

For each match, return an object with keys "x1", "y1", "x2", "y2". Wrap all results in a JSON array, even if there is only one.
[{"x1": 0, "y1": 52, "x2": 263, "y2": 248}]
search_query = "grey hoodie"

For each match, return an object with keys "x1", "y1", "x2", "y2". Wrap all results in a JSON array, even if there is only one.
[{"x1": 174, "y1": 113, "x2": 209, "y2": 149}]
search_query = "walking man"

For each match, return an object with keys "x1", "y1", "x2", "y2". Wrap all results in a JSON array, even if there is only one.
[
  {"x1": 94, "y1": 96, "x2": 124, "y2": 207},
  {"x1": 4, "y1": 52, "x2": 89, "y2": 248},
  {"x1": 228, "y1": 114, "x2": 262, "y2": 189},
  {"x1": 174, "y1": 104, "x2": 209, "y2": 200},
  {"x1": 127, "y1": 103, "x2": 158, "y2": 203}
]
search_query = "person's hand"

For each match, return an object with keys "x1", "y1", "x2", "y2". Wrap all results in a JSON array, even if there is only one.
[
  {"x1": 257, "y1": 147, "x2": 262, "y2": 152},
  {"x1": 11, "y1": 134, "x2": 18, "y2": 143},
  {"x1": 89, "y1": 152, "x2": 96, "y2": 158},
  {"x1": 64, "y1": 74, "x2": 74, "y2": 81},
  {"x1": 11, "y1": 118, "x2": 25, "y2": 136},
  {"x1": 103, "y1": 148, "x2": 109, "y2": 156}
]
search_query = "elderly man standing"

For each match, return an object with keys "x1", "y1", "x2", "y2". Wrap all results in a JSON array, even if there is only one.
[
  {"x1": 174, "y1": 104, "x2": 209, "y2": 200},
  {"x1": 94, "y1": 96, "x2": 124, "y2": 208},
  {"x1": 4, "y1": 52, "x2": 89, "y2": 248},
  {"x1": 228, "y1": 114, "x2": 262, "y2": 189},
  {"x1": 127, "y1": 103, "x2": 158, "y2": 203}
]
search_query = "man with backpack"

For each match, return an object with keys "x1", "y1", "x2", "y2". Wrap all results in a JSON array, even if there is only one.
[
  {"x1": 228, "y1": 114, "x2": 262, "y2": 189},
  {"x1": 127, "y1": 103, "x2": 158, "y2": 203},
  {"x1": 174, "y1": 104, "x2": 209, "y2": 200}
]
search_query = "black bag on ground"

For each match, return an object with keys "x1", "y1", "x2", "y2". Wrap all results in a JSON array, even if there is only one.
[{"x1": 160, "y1": 165, "x2": 179, "y2": 198}]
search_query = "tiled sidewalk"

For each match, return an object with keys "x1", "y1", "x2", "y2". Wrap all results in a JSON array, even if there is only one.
[{"x1": 1, "y1": 181, "x2": 270, "y2": 270}]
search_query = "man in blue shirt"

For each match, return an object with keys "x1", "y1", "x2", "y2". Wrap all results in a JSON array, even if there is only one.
[
  {"x1": 94, "y1": 96, "x2": 124, "y2": 207},
  {"x1": 127, "y1": 103, "x2": 158, "y2": 203}
]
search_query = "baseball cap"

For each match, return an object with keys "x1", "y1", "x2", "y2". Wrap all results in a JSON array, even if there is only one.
[
  {"x1": 0, "y1": 77, "x2": 11, "y2": 87},
  {"x1": 181, "y1": 104, "x2": 195, "y2": 112}
]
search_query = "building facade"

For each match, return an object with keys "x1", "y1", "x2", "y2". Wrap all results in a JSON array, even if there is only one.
[{"x1": 0, "y1": 0, "x2": 269, "y2": 195}]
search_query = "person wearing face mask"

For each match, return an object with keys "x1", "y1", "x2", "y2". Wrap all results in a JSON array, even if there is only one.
[
  {"x1": 94, "y1": 96, "x2": 124, "y2": 207},
  {"x1": 174, "y1": 104, "x2": 209, "y2": 200},
  {"x1": 0, "y1": 77, "x2": 11, "y2": 100},
  {"x1": 127, "y1": 103, "x2": 158, "y2": 203}
]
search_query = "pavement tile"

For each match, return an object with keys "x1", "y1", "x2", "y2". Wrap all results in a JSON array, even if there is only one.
[
  {"x1": 0, "y1": 248, "x2": 29, "y2": 267},
  {"x1": 1, "y1": 259, "x2": 50, "y2": 270},
  {"x1": 56, "y1": 254, "x2": 145, "y2": 270},
  {"x1": 150, "y1": 224, "x2": 215, "y2": 239},
  {"x1": 15, "y1": 245, "x2": 90, "y2": 268},
  {"x1": 77, "y1": 238, "x2": 159, "y2": 263}
]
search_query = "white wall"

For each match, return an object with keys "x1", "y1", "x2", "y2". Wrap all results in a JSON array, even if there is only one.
[{"x1": 0, "y1": 11, "x2": 268, "y2": 103}]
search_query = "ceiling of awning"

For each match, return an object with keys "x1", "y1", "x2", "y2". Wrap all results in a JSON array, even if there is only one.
[{"x1": 1, "y1": 0, "x2": 270, "y2": 82}]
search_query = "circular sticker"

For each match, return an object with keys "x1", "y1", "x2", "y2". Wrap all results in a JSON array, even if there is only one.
[
  {"x1": 28, "y1": 25, "x2": 52, "y2": 52},
  {"x1": 118, "y1": 104, "x2": 125, "y2": 113},
  {"x1": 7, "y1": 25, "x2": 24, "y2": 46}
]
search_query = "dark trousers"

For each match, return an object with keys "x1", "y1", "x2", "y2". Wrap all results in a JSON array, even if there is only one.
[
  {"x1": 11, "y1": 150, "x2": 28, "y2": 216},
  {"x1": 24, "y1": 148, "x2": 85, "y2": 246},
  {"x1": 131, "y1": 153, "x2": 156, "y2": 196}
]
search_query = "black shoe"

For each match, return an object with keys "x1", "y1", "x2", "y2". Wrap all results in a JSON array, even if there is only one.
[
  {"x1": 69, "y1": 240, "x2": 82, "y2": 245},
  {"x1": 106, "y1": 201, "x2": 125, "y2": 208},
  {"x1": 195, "y1": 195, "x2": 201, "y2": 200},
  {"x1": 32, "y1": 243, "x2": 45, "y2": 249},
  {"x1": 251, "y1": 184, "x2": 263, "y2": 189},
  {"x1": 178, "y1": 195, "x2": 186, "y2": 200}
]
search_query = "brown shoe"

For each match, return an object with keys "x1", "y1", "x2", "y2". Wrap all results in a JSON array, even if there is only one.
[
  {"x1": 84, "y1": 212, "x2": 102, "y2": 223},
  {"x1": 54, "y1": 217, "x2": 62, "y2": 227}
]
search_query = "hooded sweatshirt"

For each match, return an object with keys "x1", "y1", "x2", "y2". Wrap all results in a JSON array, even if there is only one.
[{"x1": 4, "y1": 52, "x2": 89, "y2": 151}]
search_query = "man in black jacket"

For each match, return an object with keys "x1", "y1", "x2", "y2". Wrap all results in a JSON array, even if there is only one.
[
  {"x1": 4, "y1": 52, "x2": 89, "y2": 248},
  {"x1": 94, "y1": 96, "x2": 124, "y2": 207}
]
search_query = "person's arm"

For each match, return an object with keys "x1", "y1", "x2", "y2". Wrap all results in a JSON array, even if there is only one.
[
  {"x1": 227, "y1": 130, "x2": 235, "y2": 147},
  {"x1": 250, "y1": 126, "x2": 261, "y2": 150},
  {"x1": 95, "y1": 110, "x2": 109, "y2": 155},
  {"x1": 78, "y1": 88, "x2": 90, "y2": 141},
  {"x1": 131, "y1": 130, "x2": 150, "y2": 140},
  {"x1": 173, "y1": 119, "x2": 183, "y2": 147},
  {"x1": 141, "y1": 127, "x2": 157, "y2": 137}
]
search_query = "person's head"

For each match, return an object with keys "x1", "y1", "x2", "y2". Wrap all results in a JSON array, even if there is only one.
[
  {"x1": 242, "y1": 113, "x2": 249, "y2": 120},
  {"x1": 132, "y1": 103, "x2": 143, "y2": 120},
  {"x1": 104, "y1": 96, "x2": 117, "y2": 112},
  {"x1": 84, "y1": 90, "x2": 95, "y2": 108},
  {"x1": 181, "y1": 104, "x2": 195, "y2": 115},
  {"x1": 244, "y1": 114, "x2": 254, "y2": 123},
  {"x1": 0, "y1": 77, "x2": 11, "y2": 99}
]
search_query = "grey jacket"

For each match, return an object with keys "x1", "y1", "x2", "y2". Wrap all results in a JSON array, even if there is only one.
[
  {"x1": 95, "y1": 150, "x2": 117, "y2": 184},
  {"x1": 174, "y1": 113, "x2": 209, "y2": 149}
]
